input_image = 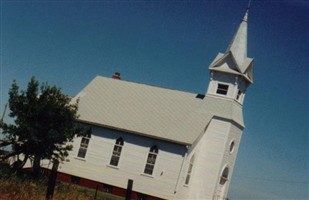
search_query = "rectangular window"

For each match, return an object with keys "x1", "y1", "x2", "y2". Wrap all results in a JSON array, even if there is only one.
[
  {"x1": 216, "y1": 84, "x2": 229, "y2": 95},
  {"x1": 77, "y1": 137, "x2": 90, "y2": 158}
]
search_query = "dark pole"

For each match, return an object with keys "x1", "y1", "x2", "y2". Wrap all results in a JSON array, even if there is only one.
[
  {"x1": 125, "y1": 179, "x2": 133, "y2": 200},
  {"x1": 46, "y1": 159, "x2": 59, "y2": 200},
  {"x1": 94, "y1": 185, "x2": 99, "y2": 199}
]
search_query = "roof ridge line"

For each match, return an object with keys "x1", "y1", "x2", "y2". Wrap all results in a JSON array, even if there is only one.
[{"x1": 96, "y1": 75, "x2": 199, "y2": 96}]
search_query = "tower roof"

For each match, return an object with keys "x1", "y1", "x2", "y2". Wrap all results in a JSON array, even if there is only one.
[
  {"x1": 226, "y1": 9, "x2": 249, "y2": 66},
  {"x1": 209, "y1": 7, "x2": 254, "y2": 83}
]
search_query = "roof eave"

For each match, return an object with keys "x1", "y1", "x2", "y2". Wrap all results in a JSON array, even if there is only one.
[{"x1": 76, "y1": 119, "x2": 192, "y2": 146}]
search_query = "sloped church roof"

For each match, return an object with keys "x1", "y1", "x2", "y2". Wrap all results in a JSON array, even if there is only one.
[
  {"x1": 72, "y1": 8, "x2": 252, "y2": 145},
  {"x1": 73, "y1": 76, "x2": 244, "y2": 145}
]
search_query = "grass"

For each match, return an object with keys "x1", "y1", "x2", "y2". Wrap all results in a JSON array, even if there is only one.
[{"x1": 0, "y1": 162, "x2": 124, "y2": 200}]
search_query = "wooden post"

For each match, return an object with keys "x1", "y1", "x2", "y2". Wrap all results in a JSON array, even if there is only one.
[
  {"x1": 46, "y1": 160, "x2": 59, "y2": 200},
  {"x1": 94, "y1": 185, "x2": 99, "y2": 199},
  {"x1": 125, "y1": 179, "x2": 133, "y2": 200}
]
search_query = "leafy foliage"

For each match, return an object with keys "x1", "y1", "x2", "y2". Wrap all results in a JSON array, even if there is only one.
[{"x1": 0, "y1": 77, "x2": 87, "y2": 172}]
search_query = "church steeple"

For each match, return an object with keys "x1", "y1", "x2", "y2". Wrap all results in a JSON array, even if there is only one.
[{"x1": 206, "y1": 6, "x2": 254, "y2": 105}]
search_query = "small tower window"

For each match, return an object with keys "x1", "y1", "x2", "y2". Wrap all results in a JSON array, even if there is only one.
[
  {"x1": 110, "y1": 137, "x2": 124, "y2": 167},
  {"x1": 144, "y1": 145, "x2": 158, "y2": 175},
  {"x1": 216, "y1": 84, "x2": 229, "y2": 95}
]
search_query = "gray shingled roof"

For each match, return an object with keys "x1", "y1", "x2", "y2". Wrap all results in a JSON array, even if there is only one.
[{"x1": 73, "y1": 76, "x2": 244, "y2": 145}]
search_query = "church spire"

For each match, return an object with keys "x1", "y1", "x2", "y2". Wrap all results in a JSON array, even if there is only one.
[
  {"x1": 225, "y1": 7, "x2": 249, "y2": 66},
  {"x1": 207, "y1": 3, "x2": 254, "y2": 105}
]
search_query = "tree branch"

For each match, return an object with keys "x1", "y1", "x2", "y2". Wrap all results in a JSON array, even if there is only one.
[{"x1": 0, "y1": 149, "x2": 23, "y2": 160}]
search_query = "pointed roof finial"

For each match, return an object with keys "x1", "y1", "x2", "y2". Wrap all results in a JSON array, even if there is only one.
[
  {"x1": 225, "y1": 2, "x2": 250, "y2": 66},
  {"x1": 243, "y1": 0, "x2": 251, "y2": 22},
  {"x1": 247, "y1": 0, "x2": 251, "y2": 10}
]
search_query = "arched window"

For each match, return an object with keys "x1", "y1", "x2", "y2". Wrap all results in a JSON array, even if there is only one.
[
  {"x1": 77, "y1": 132, "x2": 91, "y2": 158},
  {"x1": 109, "y1": 137, "x2": 124, "y2": 166},
  {"x1": 220, "y1": 167, "x2": 229, "y2": 185},
  {"x1": 185, "y1": 155, "x2": 195, "y2": 185},
  {"x1": 144, "y1": 145, "x2": 158, "y2": 175}
]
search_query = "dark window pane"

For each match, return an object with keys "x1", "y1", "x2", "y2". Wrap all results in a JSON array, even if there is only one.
[
  {"x1": 110, "y1": 155, "x2": 119, "y2": 166},
  {"x1": 144, "y1": 164, "x2": 154, "y2": 175},
  {"x1": 77, "y1": 148, "x2": 86, "y2": 158},
  {"x1": 216, "y1": 84, "x2": 229, "y2": 95}
]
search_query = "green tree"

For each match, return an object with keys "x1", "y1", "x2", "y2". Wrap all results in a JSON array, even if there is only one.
[{"x1": 0, "y1": 77, "x2": 87, "y2": 177}]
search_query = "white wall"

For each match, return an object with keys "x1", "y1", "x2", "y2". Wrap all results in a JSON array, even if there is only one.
[
  {"x1": 56, "y1": 125, "x2": 187, "y2": 200},
  {"x1": 35, "y1": 117, "x2": 243, "y2": 200},
  {"x1": 177, "y1": 118, "x2": 243, "y2": 200},
  {"x1": 214, "y1": 122, "x2": 243, "y2": 199}
]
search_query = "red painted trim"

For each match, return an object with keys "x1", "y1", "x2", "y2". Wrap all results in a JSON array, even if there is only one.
[{"x1": 39, "y1": 168, "x2": 165, "y2": 200}]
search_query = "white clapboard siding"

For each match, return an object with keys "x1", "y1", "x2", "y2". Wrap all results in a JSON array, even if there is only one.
[
  {"x1": 57, "y1": 125, "x2": 187, "y2": 199},
  {"x1": 178, "y1": 118, "x2": 238, "y2": 199},
  {"x1": 214, "y1": 122, "x2": 243, "y2": 199}
]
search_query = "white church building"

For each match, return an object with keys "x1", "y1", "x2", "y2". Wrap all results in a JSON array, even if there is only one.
[{"x1": 43, "y1": 7, "x2": 254, "y2": 200}]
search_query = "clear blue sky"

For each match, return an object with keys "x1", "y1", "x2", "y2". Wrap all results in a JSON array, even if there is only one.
[{"x1": 0, "y1": 0, "x2": 308, "y2": 199}]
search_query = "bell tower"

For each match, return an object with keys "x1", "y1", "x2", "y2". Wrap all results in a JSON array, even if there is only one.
[{"x1": 206, "y1": 8, "x2": 253, "y2": 105}]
